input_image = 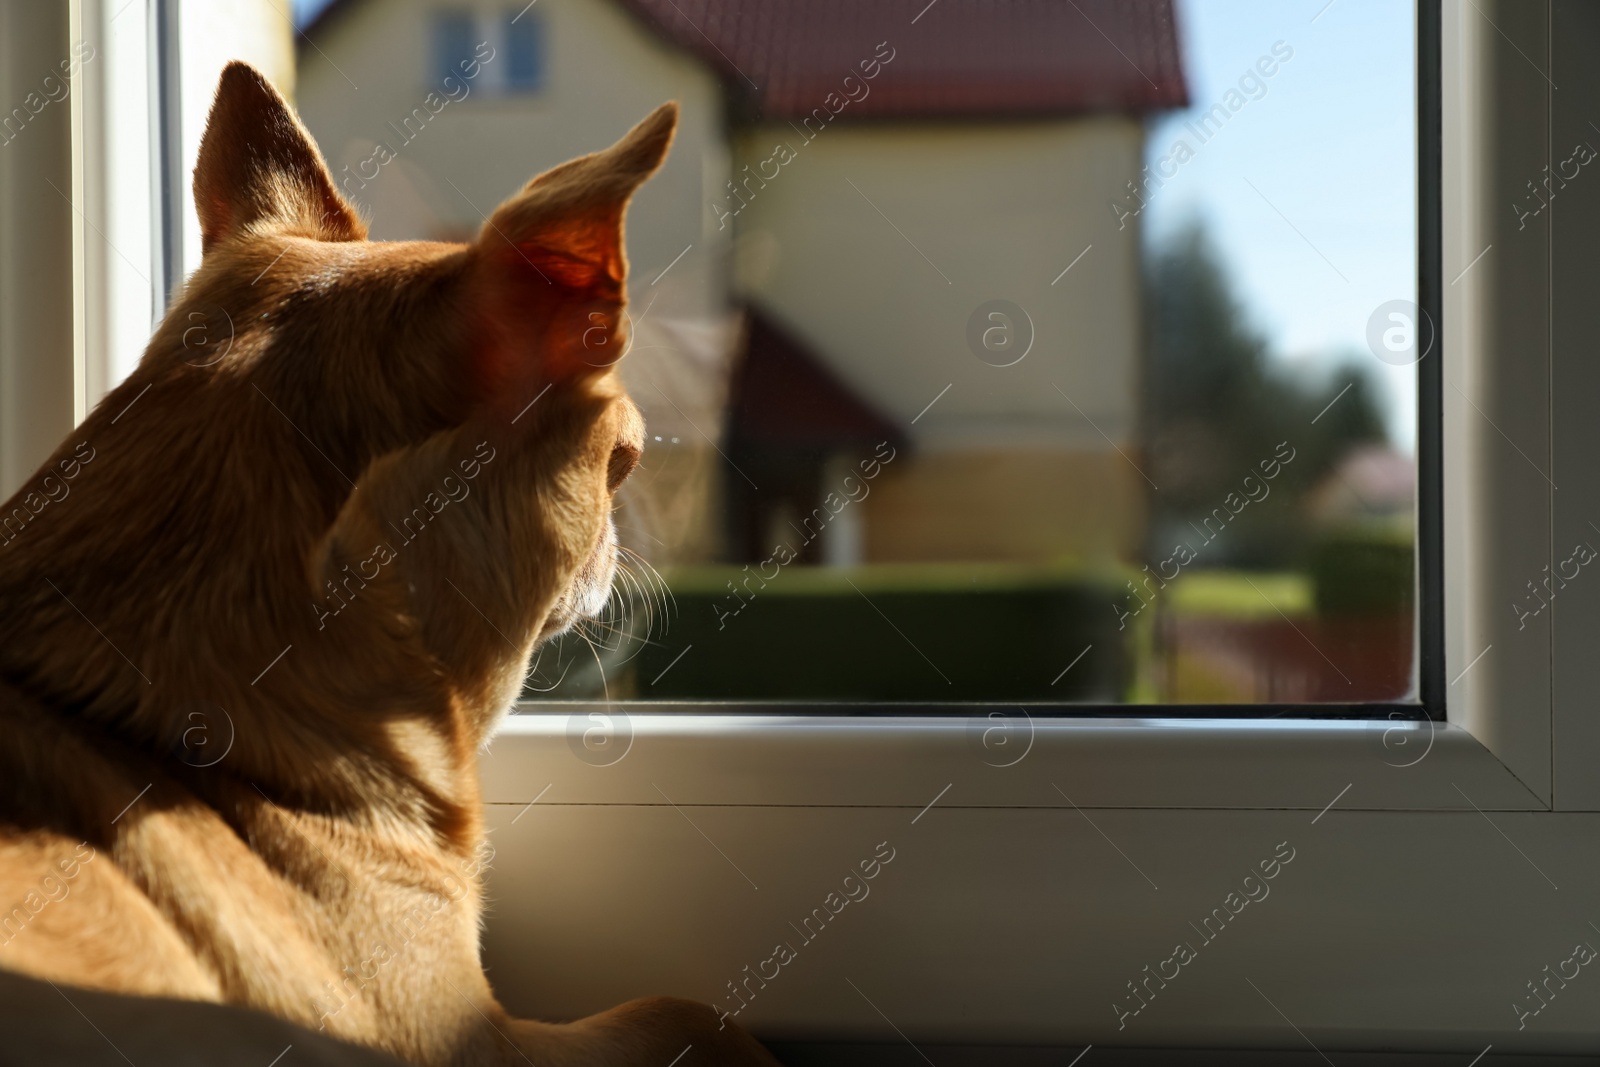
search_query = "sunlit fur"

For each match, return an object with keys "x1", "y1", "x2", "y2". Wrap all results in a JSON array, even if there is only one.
[{"x1": 0, "y1": 62, "x2": 776, "y2": 1066}]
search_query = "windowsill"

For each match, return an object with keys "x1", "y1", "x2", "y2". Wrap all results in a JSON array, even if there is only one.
[{"x1": 483, "y1": 707, "x2": 1544, "y2": 811}]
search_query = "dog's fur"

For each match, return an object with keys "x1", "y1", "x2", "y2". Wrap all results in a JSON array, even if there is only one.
[{"x1": 0, "y1": 62, "x2": 777, "y2": 1067}]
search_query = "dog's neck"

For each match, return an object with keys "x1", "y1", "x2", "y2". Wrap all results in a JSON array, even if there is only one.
[{"x1": 0, "y1": 400, "x2": 507, "y2": 827}]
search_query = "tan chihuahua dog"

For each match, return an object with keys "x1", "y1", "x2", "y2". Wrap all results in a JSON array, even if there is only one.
[{"x1": 0, "y1": 62, "x2": 778, "y2": 1067}]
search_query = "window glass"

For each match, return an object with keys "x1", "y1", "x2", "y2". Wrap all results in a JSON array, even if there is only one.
[
  {"x1": 431, "y1": 10, "x2": 477, "y2": 89},
  {"x1": 504, "y1": 9, "x2": 546, "y2": 92},
  {"x1": 293, "y1": 0, "x2": 1418, "y2": 706}
]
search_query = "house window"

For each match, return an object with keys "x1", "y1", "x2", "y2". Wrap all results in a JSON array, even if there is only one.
[
  {"x1": 431, "y1": 10, "x2": 478, "y2": 88},
  {"x1": 503, "y1": 9, "x2": 546, "y2": 92}
]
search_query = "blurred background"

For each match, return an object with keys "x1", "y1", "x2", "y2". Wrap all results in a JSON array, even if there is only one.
[{"x1": 288, "y1": 0, "x2": 1418, "y2": 705}]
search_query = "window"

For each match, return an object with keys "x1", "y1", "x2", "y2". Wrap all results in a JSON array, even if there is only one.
[
  {"x1": 293, "y1": 0, "x2": 1428, "y2": 715},
  {"x1": 503, "y1": 9, "x2": 546, "y2": 93},
  {"x1": 431, "y1": 10, "x2": 478, "y2": 90}
]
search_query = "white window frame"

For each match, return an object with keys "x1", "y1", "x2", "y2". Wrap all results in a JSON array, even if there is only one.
[{"x1": 477, "y1": 0, "x2": 1589, "y2": 816}]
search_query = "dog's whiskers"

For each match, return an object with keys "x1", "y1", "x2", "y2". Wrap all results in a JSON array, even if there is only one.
[
  {"x1": 616, "y1": 545, "x2": 676, "y2": 643},
  {"x1": 522, "y1": 648, "x2": 573, "y2": 693},
  {"x1": 575, "y1": 627, "x2": 612, "y2": 708}
]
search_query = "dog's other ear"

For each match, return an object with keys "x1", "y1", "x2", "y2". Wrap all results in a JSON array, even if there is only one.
[
  {"x1": 480, "y1": 102, "x2": 678, "y2": 299},
  {"x1": 192, "y1": 61, "x2": 364, "y2": 255}
]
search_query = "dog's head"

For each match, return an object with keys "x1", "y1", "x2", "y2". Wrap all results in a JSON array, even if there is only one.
[
  {"x1": 186, "y1": 62, "x2": 668, "y2": 635},
  {"x1": 0, "y1": 63, "x2": 674, "y2": 741}
]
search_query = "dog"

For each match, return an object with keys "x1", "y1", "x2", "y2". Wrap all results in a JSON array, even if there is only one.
[{"x1": 0, "y1": 61, "x2": 779, "y2": 1067}]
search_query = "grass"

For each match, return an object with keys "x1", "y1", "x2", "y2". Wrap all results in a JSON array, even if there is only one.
[{"x1": 1164, "y1": 569, "x2": 1314, "y2": 619}]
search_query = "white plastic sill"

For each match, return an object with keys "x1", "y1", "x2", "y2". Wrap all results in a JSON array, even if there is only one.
[{"x1": 481, "y1": 707, "x2": 1545, "y2": 812}]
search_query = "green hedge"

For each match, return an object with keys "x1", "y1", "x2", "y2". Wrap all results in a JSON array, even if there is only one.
[
  {"x1": 627, "y1": 564, "x2": 1131, "y2": 702},
  {"x1": 1309, "y1": 530, "x2": 1414, "y2": 616}
]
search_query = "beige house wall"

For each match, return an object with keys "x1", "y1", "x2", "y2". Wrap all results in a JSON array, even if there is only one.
[
  {"x1": 731, "y1": 118, "x2": 1149, "y2": 562},
  {"x1": 731, "y1": 118, "x2": 1145, "y2": 449},
  {"x1": 863, "y1": 449, "x2": 1144, "y2": 565}
]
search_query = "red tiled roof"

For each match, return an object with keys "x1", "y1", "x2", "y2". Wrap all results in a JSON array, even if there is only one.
[
  {"x1": 616, "y1": 0, "x2": 1187, "y2": 120},
  {"x1": 728, "y1": 306, "x2": 904, "y2": 450}
]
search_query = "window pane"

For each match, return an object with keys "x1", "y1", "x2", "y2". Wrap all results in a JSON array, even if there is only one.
[
  {"x1": 504, "y1": 10, "x2": 545, "y2": 92},
  {"x1": 431, "y1": 10, "x2": 477, "y2": 89},
  {"x1": 294, "y1": 0, "x2": 1418, "y2": 706}
]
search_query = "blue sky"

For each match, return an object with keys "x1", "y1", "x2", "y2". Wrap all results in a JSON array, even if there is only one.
[
  {"x1": 292, "y1": 0, "x2": 336, "y2": 28},
  {"x1": 1145, "y1": 0, "x2": 1417, "y2": 448}
]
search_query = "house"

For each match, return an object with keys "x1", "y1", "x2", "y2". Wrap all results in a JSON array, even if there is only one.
[
  {"x1": 1305, "y1": 443, "x2": 1417, "y2": 530},
  {"x1": 297, "y1": 0, "x2": 1186, "y2": 569}
]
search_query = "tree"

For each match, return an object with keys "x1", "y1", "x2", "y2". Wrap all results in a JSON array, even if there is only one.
[{"x1": 1141, "y1": 221, "x2": 1388, "y2": 567}]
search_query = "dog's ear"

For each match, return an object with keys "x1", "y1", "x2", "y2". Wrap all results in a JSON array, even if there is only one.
[
  {"x1": 480, "y1": 102, "x2": 677, "y2": 300},
  {"x1": 471, "y1": 102, "x2": 677, "y2": 386},
  {"x1": 192, "y1": 61, "x2": 364, "y2": 255}
]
